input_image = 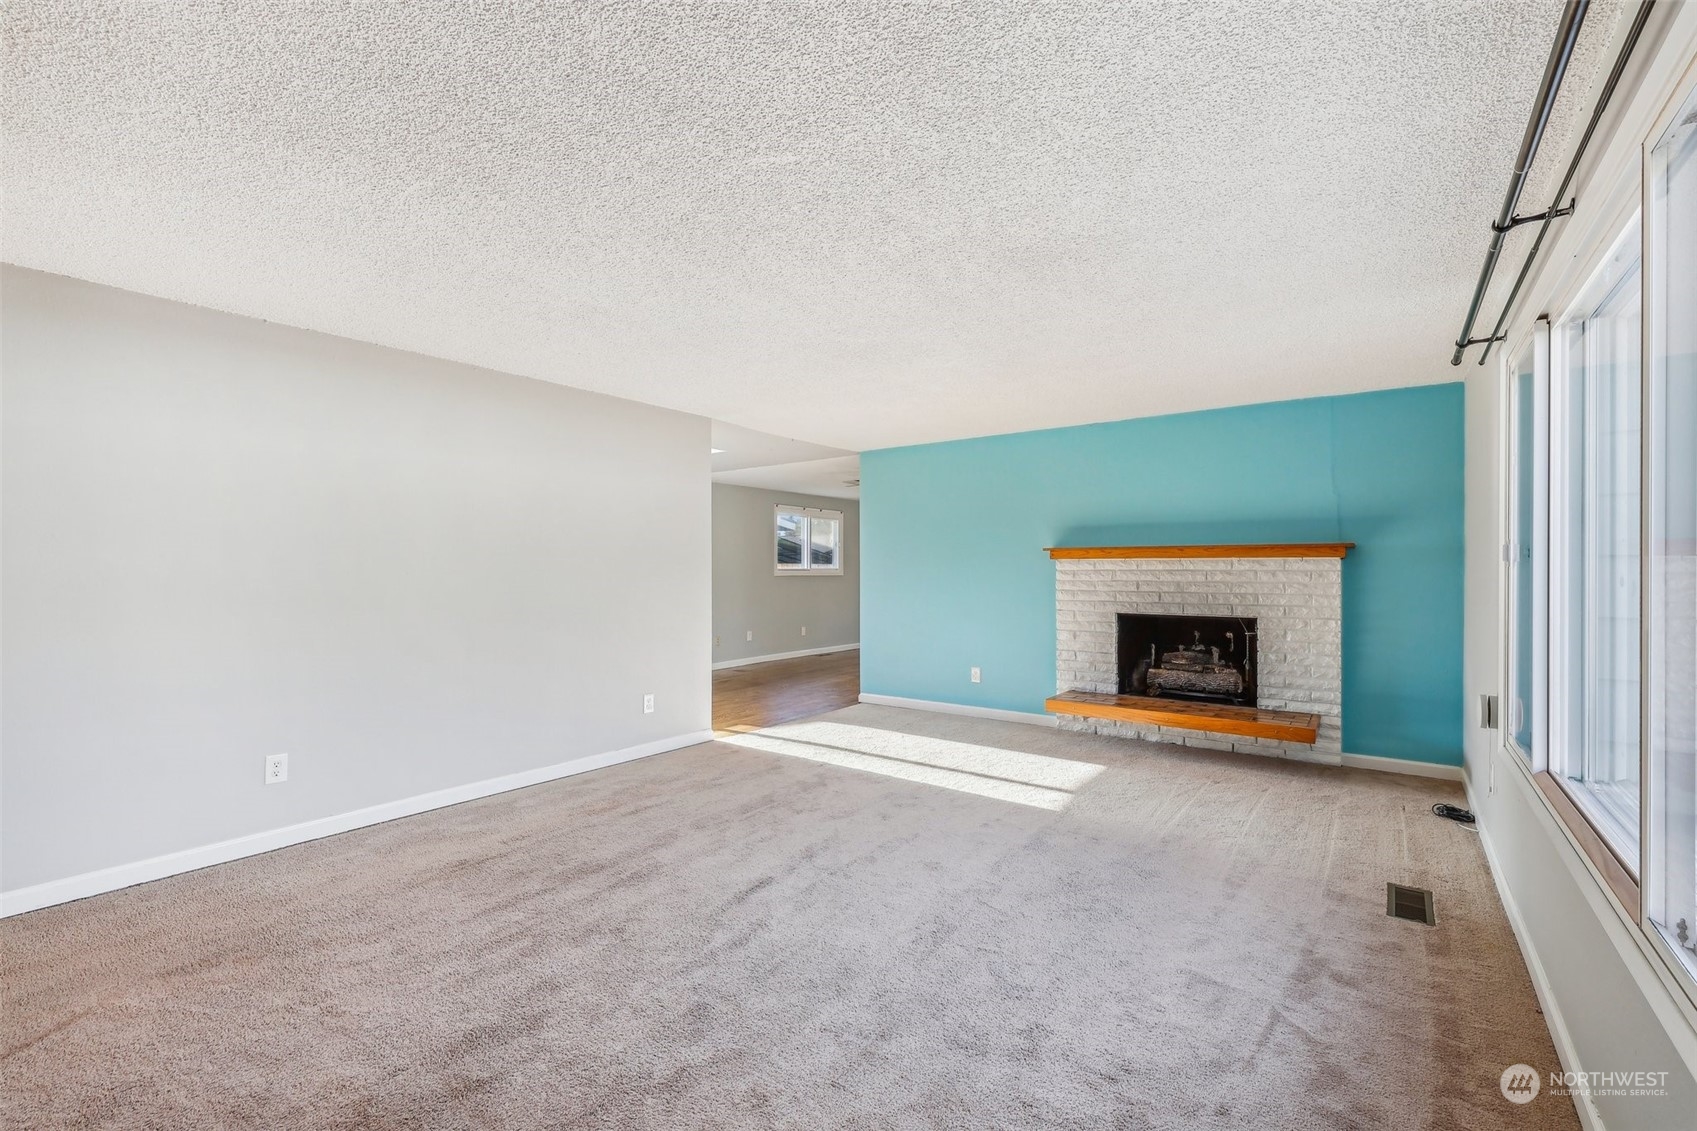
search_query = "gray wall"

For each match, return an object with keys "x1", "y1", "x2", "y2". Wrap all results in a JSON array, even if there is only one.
[
  {"x1": 712, "y1": 484, "x2": 858, "y2": 666},
  {"x1": 1, "y1": 267, "x2": 711, "y2": 893}
]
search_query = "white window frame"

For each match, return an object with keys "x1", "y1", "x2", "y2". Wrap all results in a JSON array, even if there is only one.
[
  {"x1": 1505, "y1": 321, "x2": 1551, "y2": 772},
  {"x1": 774, "y1": 504, "x2": 844, "y2": 576},
  {"x1": 1546, "y1": 217, "x2": 1645, "y2": 870}
]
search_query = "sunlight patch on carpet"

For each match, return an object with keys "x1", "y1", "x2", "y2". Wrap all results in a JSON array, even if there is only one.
[{"x1": 722, "y1": 720, "x2": 1104, "y2": 810}]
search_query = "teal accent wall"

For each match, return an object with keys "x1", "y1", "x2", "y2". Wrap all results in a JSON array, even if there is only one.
[{"x1": 860, "y1": 383, "x2": 1466, "y2": 765}]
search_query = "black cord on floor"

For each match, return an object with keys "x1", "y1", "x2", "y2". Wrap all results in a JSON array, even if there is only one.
[{"x1": 1432, "y1": 802, "x2": 1476, "y2": 827}]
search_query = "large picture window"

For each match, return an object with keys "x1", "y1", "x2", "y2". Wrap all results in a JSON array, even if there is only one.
[
  {"x1": 1503, "y1": 75, "x2": 1697, "y2": 999},
  {"x1": 1648, "y1": 80, "x2": 1697, "y2": 980}
]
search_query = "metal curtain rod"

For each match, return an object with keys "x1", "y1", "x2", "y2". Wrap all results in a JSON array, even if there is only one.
[
  {"x1": 1476, "y1": 0, "x2": 1658, "y2": 366},
  {"x1": 1451, "y1": 0, "x2": 1590, "y2": 365}
]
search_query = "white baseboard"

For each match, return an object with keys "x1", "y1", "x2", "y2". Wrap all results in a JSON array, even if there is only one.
[
  {"x1": 1340, "y1": 752, "x2": 1465, "y2": 781},
  {"x1": 856, "y1": 693, "x2": 1059, "y2": 727},
  {"x1": 1468, "y1": 778, "x2": 1602, "y2": 1131},
  {"x1": 0, "y1": 729, "x2": 714, "y2": 919},
  {"x1": 711, "y1": 644, "x2": 859, "y2": 671},
  {"x1": 852, "y1": 696, "x2": 1470, "y2": 777}
]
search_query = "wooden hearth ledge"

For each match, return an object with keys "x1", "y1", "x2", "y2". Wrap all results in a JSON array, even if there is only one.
[
  {"x1": 1046, "y1": 543, "x2": 1353, "y2": 559},
  {"x1": 1045, "y1": 691, "x2": 1321, "y2": 744}
]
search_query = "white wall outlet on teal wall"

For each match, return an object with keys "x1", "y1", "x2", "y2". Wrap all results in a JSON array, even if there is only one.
[
  {"x1": 746, "y1": 630, "x2": 753, "y2": 641},
  {"x1": 970, "y1": 667, "x2": 981, "y2": 683}
]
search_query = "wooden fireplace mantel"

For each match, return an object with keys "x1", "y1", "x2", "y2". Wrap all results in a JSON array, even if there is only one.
[
  {"x1": 1045, "y1": 691, "x2": 1321, "y2": 744},
  {"x1": 1045, "y1": 543, "x2": 1353, "y2": 560}
]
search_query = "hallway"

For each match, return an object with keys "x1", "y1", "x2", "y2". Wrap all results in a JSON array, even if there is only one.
[{"x1": 712, "y1": 649, "x2": 860, "y2": 734}]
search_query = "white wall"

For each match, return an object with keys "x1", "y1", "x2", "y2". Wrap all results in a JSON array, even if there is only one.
[
  {"x1": 711, "y1": 483, "x2": 859, "y2": 666},
  {"x1": 1, "y1": 267, "x2": 712, "y2": 904},
  {"x1": 1467, "y1": 358, "x2": 1697, "y2": 1128},
  {"x1": 1462, "y1": 7, "x2": 1697, "y2": 1127}
]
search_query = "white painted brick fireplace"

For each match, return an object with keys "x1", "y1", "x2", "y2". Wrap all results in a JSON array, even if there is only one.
[{"x1": 1054, "y1": 557, "x2": 1343, "y2": 764}]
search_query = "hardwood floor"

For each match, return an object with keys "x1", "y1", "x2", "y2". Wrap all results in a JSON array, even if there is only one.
[{"x1": 712, "y1": 648, "x2": 860, "y2": 734}]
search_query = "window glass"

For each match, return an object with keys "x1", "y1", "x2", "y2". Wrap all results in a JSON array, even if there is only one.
[
  {"x1": 1648, "y1": 83, "x2": 1697, "y2": 974},
  {"x1": 809, "y1": 516, "x2": 840, "y2": 569},
  {"x1": 776, "y1": 510, "x2": 807, "y2": 569},
  {"x1": 1554, "y1": 222, "x2": 1642, "y2": 863}
]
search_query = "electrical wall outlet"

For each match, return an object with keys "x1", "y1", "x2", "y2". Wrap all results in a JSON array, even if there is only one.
[
  {"x1": 265, "y1": 753, "x2": 288, "y2": 784},
  {"x1": 643, "y1": 693, "x2": 655, "y2": 714},
  {"x1": 714, "y1": 635, "x2": 721, "y2": 647},
  {"x1": 746, "y1": 630, "x2": 754, "y2": 642},
  {"x1": 970, "y1": 667, "x2": 981, "y2": 683},
  {"x1": 801, "y1": 626, "x2": 807, "y2": 637}
]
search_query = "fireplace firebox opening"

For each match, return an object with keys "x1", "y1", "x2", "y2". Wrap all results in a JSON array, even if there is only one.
[{"x1": 1117, "y1": 613, "x2": 1258, "y2": 707}]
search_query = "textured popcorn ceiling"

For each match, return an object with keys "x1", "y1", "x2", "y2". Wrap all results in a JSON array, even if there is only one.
[{"x1": 2, "y1": 1, "x2": 1621, "y2": 451}]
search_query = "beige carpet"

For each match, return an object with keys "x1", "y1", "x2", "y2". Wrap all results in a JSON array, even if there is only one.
[{"x1": 2, "y1": 704, "x2": 1574, "y2": 1129}]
